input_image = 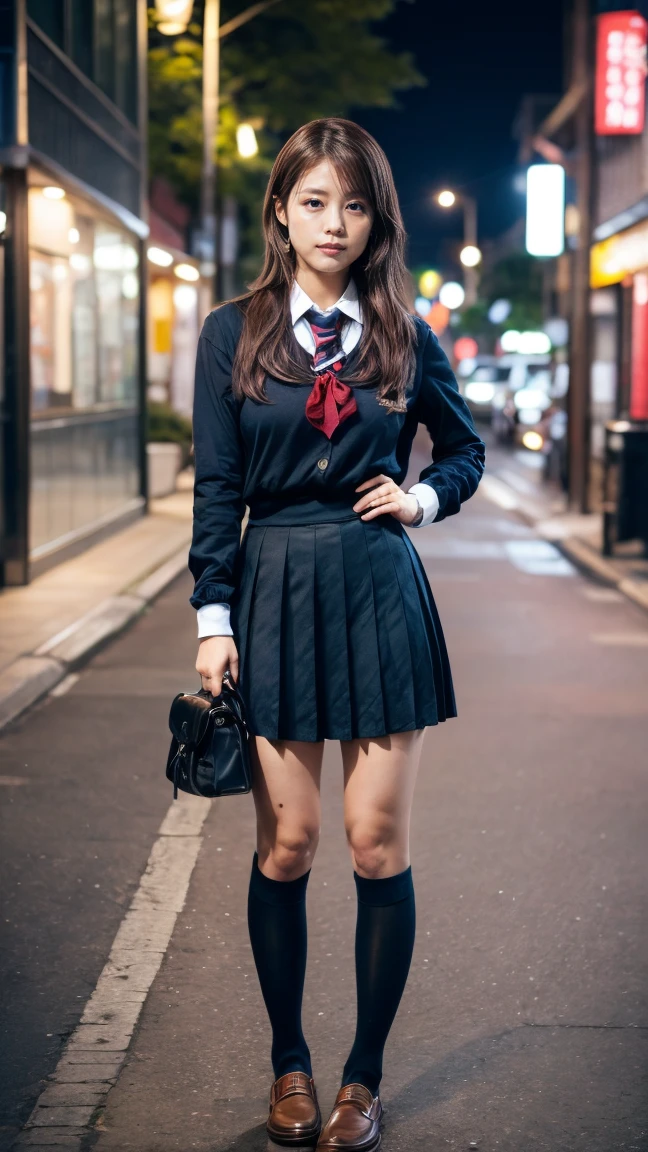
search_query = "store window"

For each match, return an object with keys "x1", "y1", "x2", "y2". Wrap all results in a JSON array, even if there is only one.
[
  {"x1": 27, "y1": 0, "x2": 138, "y2": 124},
  {"x1": 27, "y1": 0, "x2": 65, "y2": 48},
  {"x1": 28, "y1": 176, "x2": 141, "y2": 556}
]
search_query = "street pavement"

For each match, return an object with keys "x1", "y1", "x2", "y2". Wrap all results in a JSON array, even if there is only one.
[{"x1": 2, "y1": 453, "x2": 647, "y2": 1151}]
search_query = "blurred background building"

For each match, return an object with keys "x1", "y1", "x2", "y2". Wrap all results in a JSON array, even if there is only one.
[{"x1": 0, "y1": 0, "x2": 148, "y2": 584}]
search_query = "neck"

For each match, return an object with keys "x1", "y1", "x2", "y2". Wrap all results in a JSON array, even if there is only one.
[{"x1": 294, "y1": 262, "x2": 351, "y2": 311}]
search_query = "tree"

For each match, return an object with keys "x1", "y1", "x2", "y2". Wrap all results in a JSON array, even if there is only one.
[
  {"x1": 456, "y1": 253, "x2": 545, "y2": 349},
  {"x1": 148, "y1": 1, "x2": 424, "y2": 275}
]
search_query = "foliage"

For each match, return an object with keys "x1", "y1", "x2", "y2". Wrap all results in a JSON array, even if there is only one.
[
  {"x1": 147, "y1": 401, "x2": 193, "y2": 457},
  {"x1": 456, "y1": 253, "x2": 545, "y2": 349},
  {"x1": 147, "y1": 1, "x2": 424, "y2": 272}
]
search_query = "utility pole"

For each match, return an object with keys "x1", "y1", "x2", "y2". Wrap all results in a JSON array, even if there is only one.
[
  {"x1": 462, "y1": 194, "x2": 478, "y2": 307},
  {"x1": 198, "y1": 0, "x2": 220, "y2": 315},
  {"x1": 567, "y1": 0, "x2": 594, "y2": 513}
]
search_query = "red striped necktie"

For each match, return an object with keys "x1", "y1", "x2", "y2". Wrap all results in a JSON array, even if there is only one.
[{"x1": 303, "y1": 306, "x2": 358, "y2": 439}]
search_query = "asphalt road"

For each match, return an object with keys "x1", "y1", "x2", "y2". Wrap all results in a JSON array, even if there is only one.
[{"x1": 2, "y1": 456, "x2": 647, "y2": 1151}]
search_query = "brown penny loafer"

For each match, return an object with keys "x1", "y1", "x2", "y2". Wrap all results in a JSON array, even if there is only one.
[
  {"x1": 267, "y1": 1071, "x2": 322, "y2": 1147},
  {"x1": 316, "y1": 1083, "x2": 382, "y2": 1151}
]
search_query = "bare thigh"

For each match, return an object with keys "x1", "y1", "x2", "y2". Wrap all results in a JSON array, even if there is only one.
[
  {"x1": 250, "y1": 735, "x2": 325, "y2": 882},
  {"x1": 341, "y1": 730, "x2": 427, "y2": 878}
]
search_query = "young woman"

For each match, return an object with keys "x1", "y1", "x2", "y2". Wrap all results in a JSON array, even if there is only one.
[{"x1": 190, "y1": 118, "x2": 485, "y2": 1151}]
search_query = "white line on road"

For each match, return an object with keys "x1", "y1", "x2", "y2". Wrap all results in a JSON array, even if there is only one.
[
  {"x1": 581, "y1": 588, "x2": 624, "y2": 603},
  {"x1": 49, "y1": 673, "x2": 80, "y2": 698},
  {"x1": 504, "y1": 540, "x2": 576, "y2": 577},
  {"x1": 590, "y1": 632, "x2": 648, "y2": 646},
  {"x1": 479, "y1": 474, "x2": 519, "y2": 511},
  {"x1": 18, "y1": 793, "x2": 213, "y2": 1147}
]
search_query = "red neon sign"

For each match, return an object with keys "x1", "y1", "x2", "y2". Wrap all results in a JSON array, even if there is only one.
[{"x1": 595, "y1": 10, "x2": 648, "y2": 136}]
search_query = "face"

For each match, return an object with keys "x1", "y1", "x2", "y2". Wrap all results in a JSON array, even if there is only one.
[{"x1": 275, "y1": 159, "x2": 374, "y2": 278}]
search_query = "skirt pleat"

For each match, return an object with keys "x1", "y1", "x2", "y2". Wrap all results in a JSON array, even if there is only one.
[{"x1": 232, "y1": 516, "x2": 457, "y2": 742}]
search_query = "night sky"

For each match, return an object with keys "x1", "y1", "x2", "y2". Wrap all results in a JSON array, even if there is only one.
[{"x1": 352, "y1": 0, "x2": 565, "y2": 274}]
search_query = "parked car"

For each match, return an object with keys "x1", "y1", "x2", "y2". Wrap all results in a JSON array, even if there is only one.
[
  {"x1": 460, "y1": 362, "x2": 513, "y2": 420},
  {"x1": 491, "y1": 355, "x2": 552, "y2": 445}
]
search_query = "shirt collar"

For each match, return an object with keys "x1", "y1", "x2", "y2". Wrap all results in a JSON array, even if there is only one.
[{"x1": 290, "y1": 278, "x2": 362, "y2": 327}]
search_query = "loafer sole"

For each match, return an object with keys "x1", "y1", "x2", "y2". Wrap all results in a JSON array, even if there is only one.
[
  {"x1": 266, "y1": 1123, "x2": 322, "y2": 1148},
  {"x1": 316, "y1": 1135, "x2": 381, "y2": 1152}
]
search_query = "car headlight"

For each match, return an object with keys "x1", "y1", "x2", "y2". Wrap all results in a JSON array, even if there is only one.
[{"x1": 465, "y1": 382, "x2": 496, "y2": 403}]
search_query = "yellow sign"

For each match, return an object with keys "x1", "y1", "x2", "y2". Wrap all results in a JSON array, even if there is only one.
[{"x1": 591, "y1": 218, "x2": 648, "y2": 287}]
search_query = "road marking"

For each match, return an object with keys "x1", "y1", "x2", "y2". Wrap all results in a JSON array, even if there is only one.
[
  {"x1": 479, "y1": 474, "x2": 519, "y2": 511},
  {"x1": 498, "y1": 467, "x2": 537, "y2": 496},
  {"x1": 20, "y1": 793, "x2": 212, "y2": 1145},
  {"x1": 413, "y1": 537, "x2": 507, "y2": 559},
  {"x1": 582, "y1": 588, "x2": 623, "y2": 603},
  {"x1": 590, "y1": 632, "x2": 648, "y2": 646},
  {"x1": 49, "y1": 673, "x2": 79, "y2": 697},
  {"x1": 504, "y1": 540, "x2": 576, "y2": 577}
]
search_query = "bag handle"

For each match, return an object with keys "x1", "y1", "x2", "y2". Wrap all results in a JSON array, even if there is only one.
[{"x1": 198, "y1": 670, "x2": 247, "y2": 721}]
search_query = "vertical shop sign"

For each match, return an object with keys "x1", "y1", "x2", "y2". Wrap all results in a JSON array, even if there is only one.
[
  {"x1": 595, "y1": 10, "x2": 648, "y2": 135},
  {"x1": 630, "y1": 274, "x2": 648, "y2": 421}
]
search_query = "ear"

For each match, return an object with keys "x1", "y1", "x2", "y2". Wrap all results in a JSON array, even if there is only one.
[{"x1": 274, "y1": 196, "x2": 288, "y2": 228}]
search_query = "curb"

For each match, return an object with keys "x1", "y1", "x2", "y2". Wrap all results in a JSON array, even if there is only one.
[
  {"x1": 0, "y1": 544, "x2": 190, "y2": 733},
  {"x1": 479, "y1": 474, "x2": 648, "y2": 615}
]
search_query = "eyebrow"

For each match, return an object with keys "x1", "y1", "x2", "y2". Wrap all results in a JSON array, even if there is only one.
[{"x1": 300, "y1": 187, "x2": 367, "y2": 199}]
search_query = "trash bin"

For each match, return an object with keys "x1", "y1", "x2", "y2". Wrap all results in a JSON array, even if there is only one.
[{"x1": 602, "y1": 420, "x2": 648, "y2": 555}]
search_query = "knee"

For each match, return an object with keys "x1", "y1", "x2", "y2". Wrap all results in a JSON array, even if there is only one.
[
  {"x1": 260, "y1": 825, "x2": 320, "y2": 881},
  {"x1": 346, "y1": 819, "x2": 396, "y2": 879}
]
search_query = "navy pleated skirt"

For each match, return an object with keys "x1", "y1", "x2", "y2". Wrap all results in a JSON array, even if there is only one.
[{"x1": 230, "y1": 513, "x2": 456, "y2": 742}]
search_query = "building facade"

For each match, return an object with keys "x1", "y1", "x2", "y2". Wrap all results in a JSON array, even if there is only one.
[{"x1": 0, "y1": 0, "x2": 148, "y2": 585}]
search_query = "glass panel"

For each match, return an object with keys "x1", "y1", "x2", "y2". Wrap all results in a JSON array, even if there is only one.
[
  {"x1": 70, "y1": 216, "x2": 98, "y2": 407},
  {"x1": 27, "y1": 0, "x2": 65, "y2": 48},
  {"x1": 28, "y1": 170, "x2": 141, "y2": 557},
  {"x1": 94, "y1": 0, "x2": 115, "y2": 103},
  {"x1": 70, "y1": 0, "x2": 94, "y2": 78},
  {"x1": 114, "y1": 0, "x2": 138, "y2": 122},
  {"x1": 30, "y1": 254, "x2": 73, "y2": 411}
]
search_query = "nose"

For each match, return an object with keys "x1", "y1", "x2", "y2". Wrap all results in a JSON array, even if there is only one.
[{"x1": 324, "y1": 205, "x2": 345, "y2": 235}]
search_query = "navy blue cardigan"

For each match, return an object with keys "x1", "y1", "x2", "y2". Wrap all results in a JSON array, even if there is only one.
[{"x1": 189, "y1": 302, "x2": 485, "y2": 611}]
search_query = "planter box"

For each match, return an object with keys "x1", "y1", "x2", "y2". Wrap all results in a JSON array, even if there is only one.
[{"x1": 147, "y1": 442, "x2": 182, "y2": 498}]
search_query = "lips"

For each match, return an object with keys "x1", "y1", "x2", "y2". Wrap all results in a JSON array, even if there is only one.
[{"x1": 317, "y1": 244, "x2": 345, "y2": 253}]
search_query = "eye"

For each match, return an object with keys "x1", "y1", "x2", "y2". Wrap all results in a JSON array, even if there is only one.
[
  {"x1": 347, "y1": 201, "x2": 366, "y2": 213},
  {"x1": 304, "y1": 198, "x2": 323, "y2": 208}
]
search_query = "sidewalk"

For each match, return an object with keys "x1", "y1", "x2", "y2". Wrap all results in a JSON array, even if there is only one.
[
  {"x1": 0, "y1": 472, "x2": 196, "y2": 730},
  {"x1": 480, "y1": 445, "x2": 648, "y2": 615}
]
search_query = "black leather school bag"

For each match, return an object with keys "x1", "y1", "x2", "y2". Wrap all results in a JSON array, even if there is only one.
[{"x1": 166, "y1": 671, "x2": 252, "y2": 799}]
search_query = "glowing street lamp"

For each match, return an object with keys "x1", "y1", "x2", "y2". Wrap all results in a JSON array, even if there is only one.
[
  {"x1": 155, "y1": 0, "x2": 194, "y2": 35},
  {"x1": 435, "y1": 187, "x2": 479, "y2": 305},
  {"x1": 460, "y1": 245, "x2": 482, "y2": 268},
  {"x1": 236, "y1": 123, "x2": 259, "y2": 158},
  {"x1": 437, "y1": 189, "x2": 456, "y2": 208}
]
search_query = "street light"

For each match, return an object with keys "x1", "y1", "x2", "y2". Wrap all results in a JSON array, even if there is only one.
[
  {"x1": 460, "y1": 244, "x2": 482, "y2": 268},
  {"x1": 437, "y1": 189, "x2": 456, "y2": 208},
  {"x1": 155, "y1": 0, "x2": 193, "y2": 34},
  {"x1": 156, "y1": 0, "x2": 283, "y2": 308},
  {"x1": 435, "y1": 188, "x2": 479, "y2": 306}
]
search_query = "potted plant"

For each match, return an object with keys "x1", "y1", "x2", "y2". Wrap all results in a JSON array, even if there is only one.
[{"x1": 146, "y1": 402, "x2": 193, "y2": 498}]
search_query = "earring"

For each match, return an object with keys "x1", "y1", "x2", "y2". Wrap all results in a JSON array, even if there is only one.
[{"x1": 283, "y1": 236, "x2": 292, "y2": 253}]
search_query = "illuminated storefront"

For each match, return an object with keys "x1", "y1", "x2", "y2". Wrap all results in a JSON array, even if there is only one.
[
  {"x1": 591, "y1": 216, "x2": 648, "y2": 423},
  {"x1": 0, "y1": 1, "x2": 147, "y2": 585}
]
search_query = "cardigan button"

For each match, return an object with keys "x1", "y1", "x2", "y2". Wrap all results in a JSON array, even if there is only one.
[{"x1": 317, "y1": 458, "x2": 329, "y2": 471}]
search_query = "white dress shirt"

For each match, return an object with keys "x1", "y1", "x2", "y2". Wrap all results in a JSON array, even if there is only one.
[{"x1": 196, "y1": 279, "x2": 439, "y2": 639}]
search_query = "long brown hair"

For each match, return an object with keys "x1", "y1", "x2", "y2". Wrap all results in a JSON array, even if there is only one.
[{"x1": 231, "y1": 118, "x2": 417, "y2": 410}]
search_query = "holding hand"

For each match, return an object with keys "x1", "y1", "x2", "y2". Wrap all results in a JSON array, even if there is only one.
[
  {"x1": 196, "y1": 636, "x2": 239, "y2": 697},
  {"x1": 353, "y1": 475, "x2": 420, "y2": 525}
]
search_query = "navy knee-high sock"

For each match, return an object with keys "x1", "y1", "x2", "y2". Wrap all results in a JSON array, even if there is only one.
[
  {"x1": 247, "y1": 851, "x2": 312, "y2": 1079},
  {"x1": 342, "y1": 866, "x2": 416, "y2": 1096}
]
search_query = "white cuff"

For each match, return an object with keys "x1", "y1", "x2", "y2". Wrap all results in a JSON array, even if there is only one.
[
  {"x1": 197, "y1": 603, "x2": 233, "y2": 638},
  {"x1": 407, "y1": 483, "x2": 440, "y2": 527}
]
